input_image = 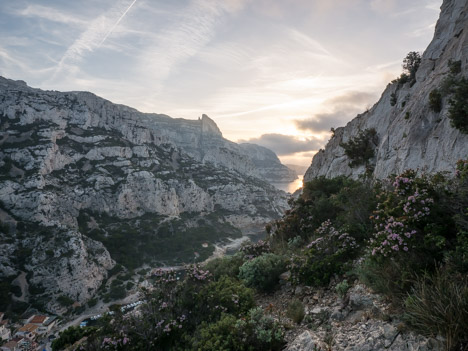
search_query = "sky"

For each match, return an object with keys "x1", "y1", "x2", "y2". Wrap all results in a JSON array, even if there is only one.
[{"x1": 0, "y1": 0, "x2": 442, "y2": 167}]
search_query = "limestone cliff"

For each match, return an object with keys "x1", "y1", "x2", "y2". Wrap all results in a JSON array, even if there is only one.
[
  {"x1": 304, "y1": 0, "x2": 468, "y2": 181},
  {"x1": 240, "y1": 143, "x2": 297, "y2": 183},
  {"x1": 0, "y1": 78, "x2": 288, "y2": 311}
]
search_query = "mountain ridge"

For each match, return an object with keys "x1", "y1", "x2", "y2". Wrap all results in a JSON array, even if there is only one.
[{"x1": 0, "y1": 77, "x2": 290, "y2": 311}]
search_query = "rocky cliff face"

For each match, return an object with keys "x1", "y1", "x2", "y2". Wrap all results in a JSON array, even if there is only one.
[
  {"x1": 305, "y1": 0, "x2": 468, "y2": 181},
  {"x1": 0, "y1": 78, "x2": 288, "y2": 311},
  {"x1": 240, "y1": 143, "x2": 298, "y2": 183}
]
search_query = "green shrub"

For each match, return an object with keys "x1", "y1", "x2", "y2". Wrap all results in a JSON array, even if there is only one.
[
  {"x1": 405, "y1": 268, "x2": 468, "y2": 351},
  {"x1": 439, "y1": 73, "x2": 459, "y2": 96},
  {"x1": 286, "y1": 299, "x2": 305, "y2": 324},
  {"x1": 243, "y1": 307, "x2": 284, "y2": 350},
  {"x1": 197, "y1": 276, "x2": 255, "y2": 319},
  {"x1": 52, "y1": 326, "x2": 97, "y2": 351},
  {"x1": 335, "y1": 279, "x2": 350, "y2": 298},
  {"x1": 0, "y1": 277, "x2": 15, "y2": 311},
  {"x1": 448, "y1": 230, "x2": 468, "y2": 273},
  {"x1": 358, "y1": 256, "x2": 415, "y2": 302},
  {"x1": 270, "y1": 176, "x2": 375, "y2": 247},
  {"x1": 189, "y1": 309, "x2": 284, "y2": 351},
  {"x1": 290, "y1": 221, "x2": 357, "y2": 287},
  {"x1": 448, "y1": 77, "x2": 468, "y2": 133},
  {"x1": 448, "y1": 59, "x2": 462, "y2": 75},
  {"x1": 239, "y1": 254, "x2": 286, "y2": 292},
  {"x1": 189, "y1": 314, "x2": 244, "y2": 351},
  {"x1": 396, "y1": 73, "x2": 410, "y2": 85},
  {"x1": 57, "y1": 295, "x2": 74, "y2": 307},
  {"x1": 287, "y1": 236, "x2": 304, "y2": 250},
  {"x1": 108, "y1": 285, "x2": 126, "y2": 300},
  {"x1": 205, "y1": 254, "x2": 245, "y2": 280},
  {"x1": 340, "y1": 128, "x2": 378, "y2": 168},
  {"x1": 429, "y1": 89, "x2": 442, "y2": 112},
  {"x1": 402, "y1": 51, "x2": 421, "y2": 83},
  {"x1": 390, "y1": 92, "x2": 397, "y2": 106},
  {"x1": 87, "y1": 298, "x2": 97, "y2": 308}
]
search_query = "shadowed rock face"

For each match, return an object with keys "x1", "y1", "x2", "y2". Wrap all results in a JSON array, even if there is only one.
[
  {"x1": 305, "y1": 0, "x2": 468, "y2": 181},
  {"x1": 240, "y1": 143, "x2": 298, "y2": 183},
  {"x1": 0, "y1": 78, "x2": 288, "y2": 312}
]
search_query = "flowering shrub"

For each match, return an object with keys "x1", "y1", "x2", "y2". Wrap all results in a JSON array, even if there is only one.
[
  {"x1": 240, "y1": 240, "x2": 271, "y2": 259},
  {"x1": 153, "y1": 268, "x2": 180, "y2": 284},
  {"x1": 307, "y1": 220, "x2": 358, "y2": 252},
  {"x1": 289, "y1": 220, "x2": 358, "y2": 286},
  {"x1": 186, "y1": 264, "x2": 212, "y2": 282},
  {"x1": 101, "y1": 334, "x2": 130, "y2": 350},
  {"x1": 370, "y1": 170, "x2": 438, "y2": 257}
]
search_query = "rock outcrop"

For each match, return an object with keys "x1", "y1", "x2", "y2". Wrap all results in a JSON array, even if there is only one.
[
  {"x1": 305, "y1": 0, "x2": 468, "y2": 181},
  {"x1": 285, "y1": 284, "x2": 444, "y2": 351},
  {"x1": 240, "y1": 143, "x2": 297, "y2": 183},
  {"x1": 0, "y1": 78, "x2": 288, "y2": 311}
]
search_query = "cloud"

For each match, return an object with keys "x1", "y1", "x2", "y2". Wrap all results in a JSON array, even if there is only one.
[
  {"x1": 54, "y1": 0, "x2": 138, "y2": 76},
  {"x1": 327, "y1": 91, "x2": 377, "y2": 106},
  {"x1": 139, "y1": 0, "x2": 248, "y2": 89},
  {"x1": 15, "y1": 5, "x2": 87, "y2": 26},
  {"x1": 239, "y1": 133, "x2": 323, "y2": 155},
  {"x1": 296, "y1": 110, "x2": 351, "y2": 132},
  {"x1": 295, "y1": 91, "x2": 377, "y2": 132},
  {"x1": 288, "y1": 29, "x2": 332, "y2": 57}
]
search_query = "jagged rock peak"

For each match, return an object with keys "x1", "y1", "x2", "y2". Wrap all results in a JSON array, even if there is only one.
[
  {"x1": 304, "y1": 0, "x2": 468, "y2": 181},
  {"x1": 200, "y1": 114, "x2": 222, "y2": 137}
]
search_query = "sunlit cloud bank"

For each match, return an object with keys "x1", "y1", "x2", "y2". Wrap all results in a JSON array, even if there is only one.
[{"x1": 0, "y1": 0, "x2": 442, "y2": 166}]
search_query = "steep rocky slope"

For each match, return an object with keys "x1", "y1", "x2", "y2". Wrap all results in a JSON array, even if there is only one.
[
  {"x1": 240, "y1": 143, "x2": 297, "y2": 183},
  {"x1": 0, "y1": 78, "x2": 288, "y2": 311},
  {"x1": 305, "y1": 0, "x2": 468, "y2": 181}
]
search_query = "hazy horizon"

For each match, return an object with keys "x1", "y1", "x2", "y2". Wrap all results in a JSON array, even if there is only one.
[{"x1": 0, "y1": 0, "x2": 442, "y2": 166}]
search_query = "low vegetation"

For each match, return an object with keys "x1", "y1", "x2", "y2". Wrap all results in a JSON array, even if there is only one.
[
  {"x1": 53, "y1": 159, "x2": 467, "y2": 351},
  {"x1": 339, "y1": 128, "x2": 378, "y2": 168},
  {"x1": 78, "y1": 211, "x2": 241, "y2": 268},
  {"x1": 392, "y1": 51, "x2": 422, "y2": 87},
  {"x1": 447, "y1": 76, "x2": 468, "y2": 133},
  {"x1": 428, "y1": 59, "x2": 468, "y2": 133}
]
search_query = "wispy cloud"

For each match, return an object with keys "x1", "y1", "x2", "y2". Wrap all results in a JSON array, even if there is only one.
[
  {"x1": 15, "y1": 4, "x2": 87, "y2": 26},
  {"x1": 288, "y1": 29, "x2": 333, "y2": 57},
  {"x1": 54, "y1": 0, "x2": 138, "y2": 76},
  {"x1": 139, "y1": 0, "x2": 248, "y2": 90}
]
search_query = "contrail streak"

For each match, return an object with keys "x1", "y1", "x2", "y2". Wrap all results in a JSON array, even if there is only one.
[{"x1": 99, "y1": 0, "x2": 138, "y2": 47}]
